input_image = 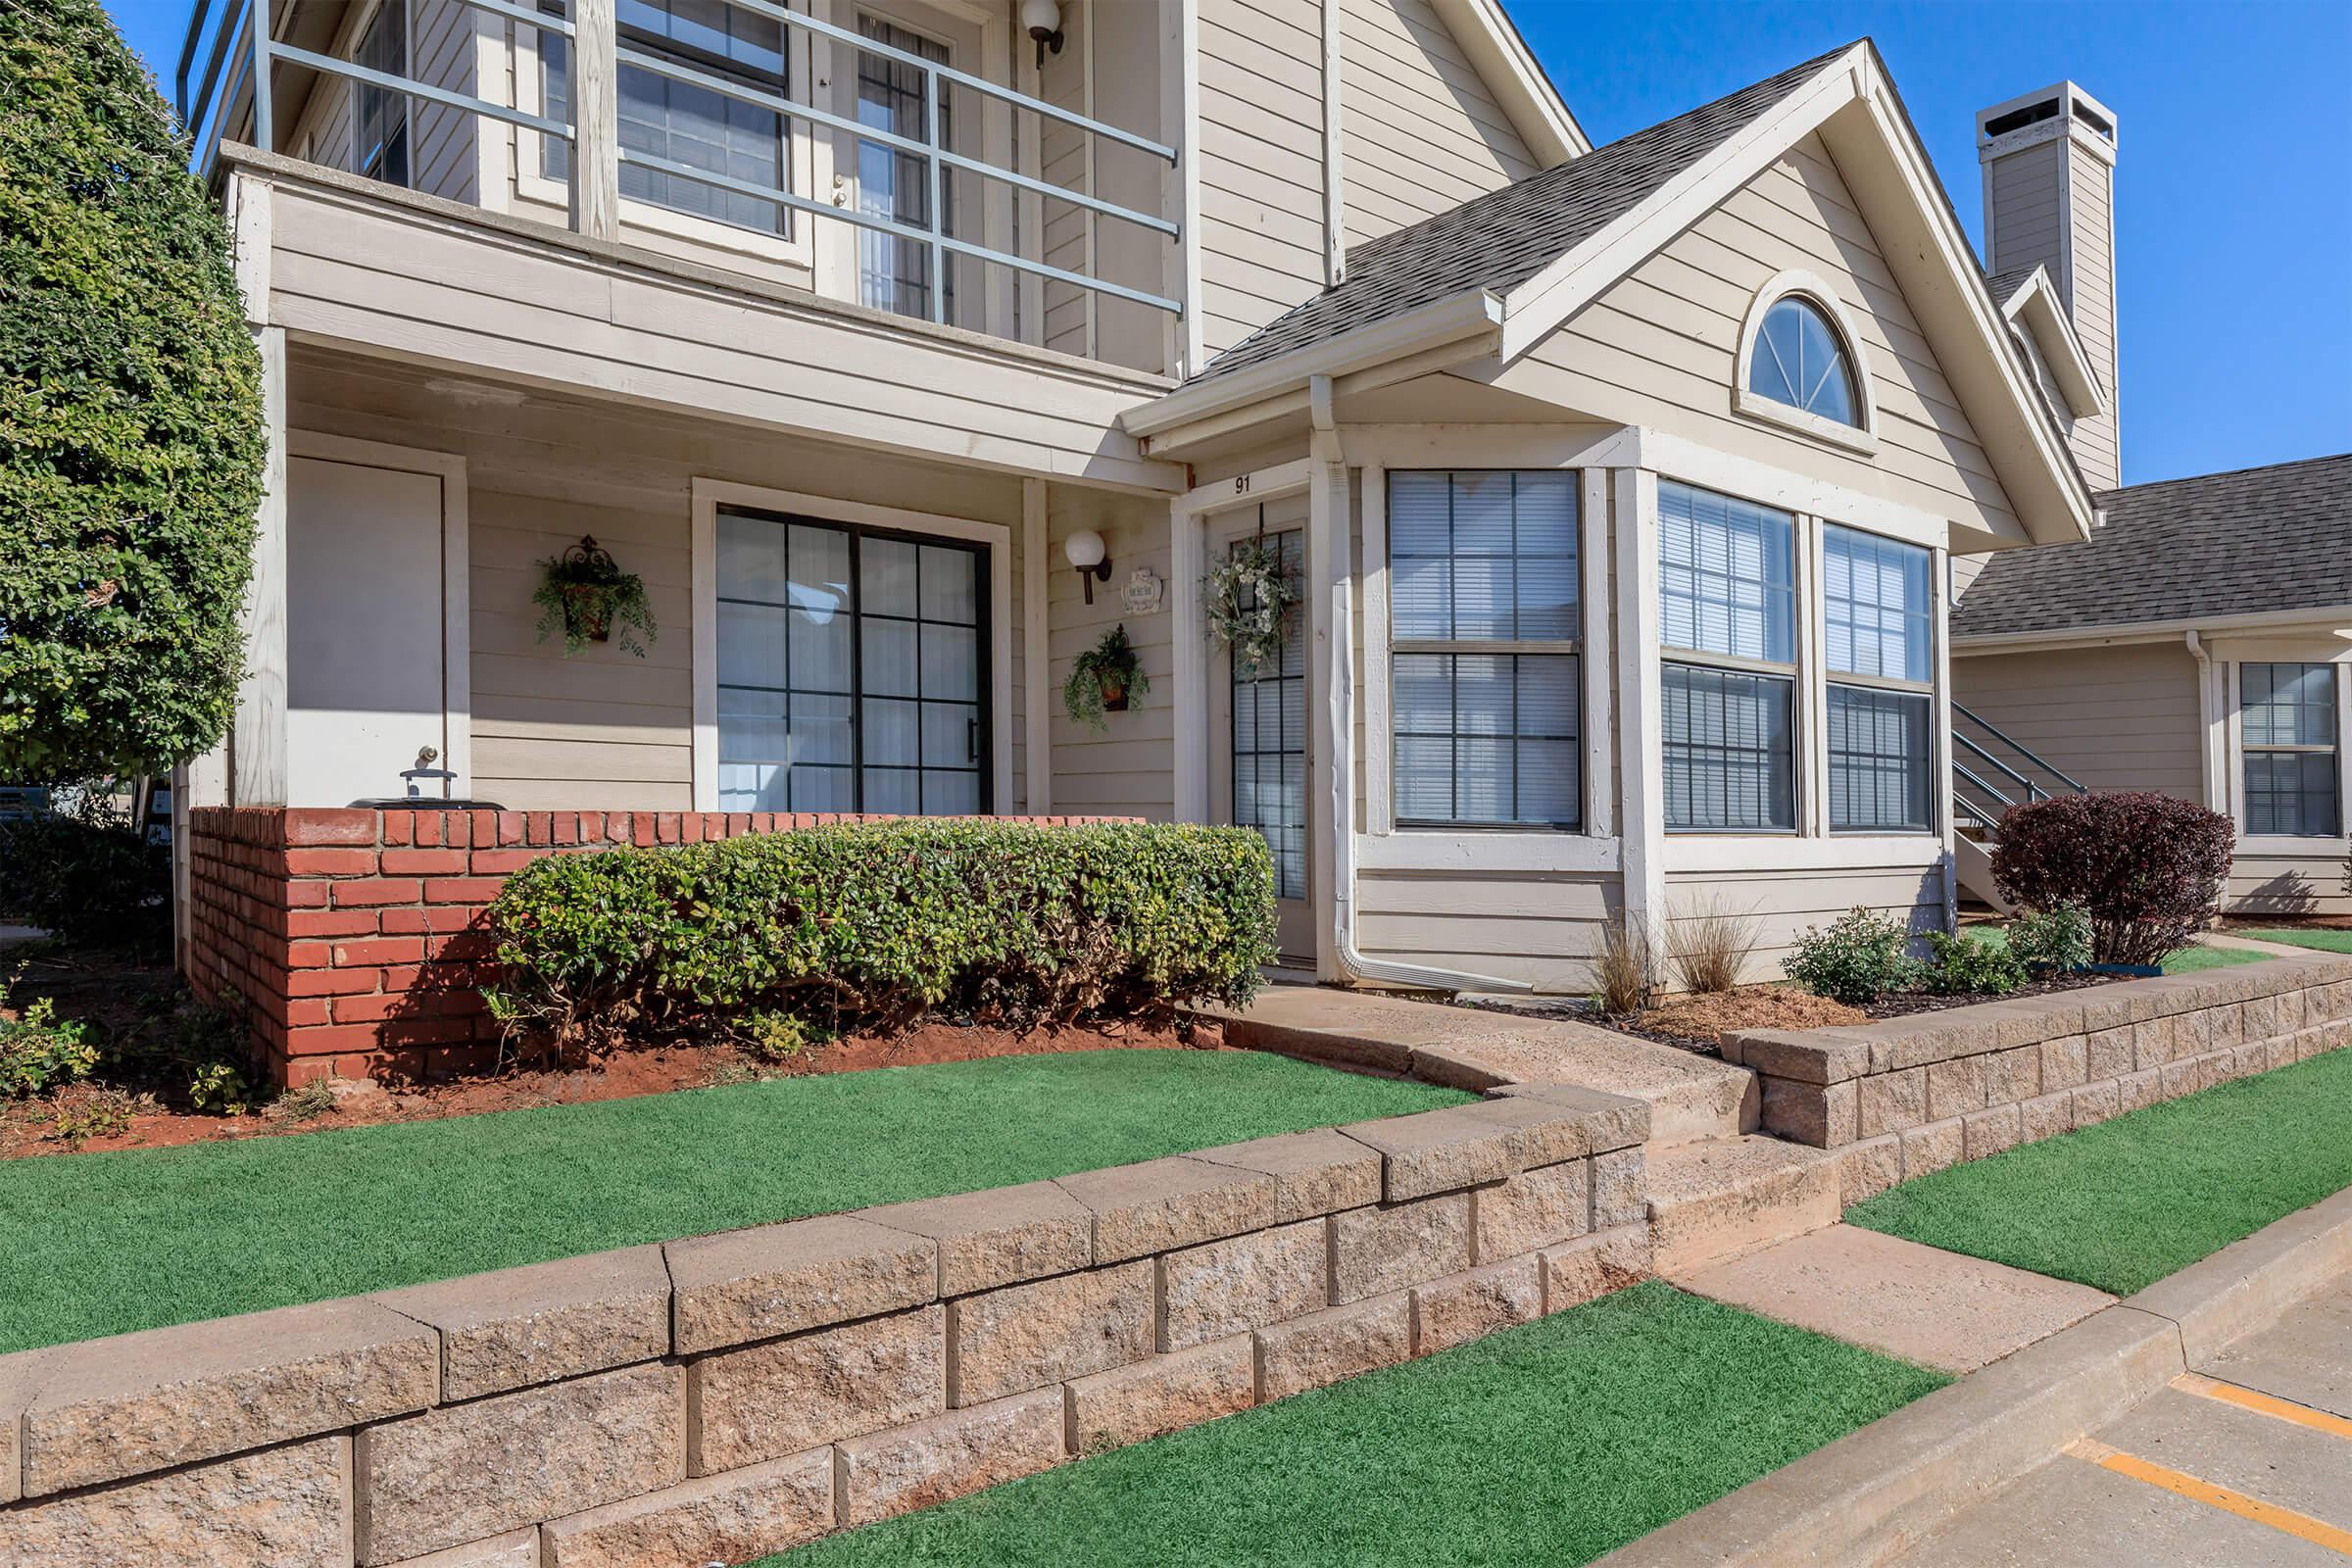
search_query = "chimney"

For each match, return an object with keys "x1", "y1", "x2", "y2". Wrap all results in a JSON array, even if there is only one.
[{"x1": 1978, "y1": 82, "x2": 2120, "y2": 491}]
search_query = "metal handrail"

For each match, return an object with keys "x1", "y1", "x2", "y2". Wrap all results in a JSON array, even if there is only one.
[
  {"x1": 1953, "y1": 760, "x2": 2019, "y2": 819},
  {"x1": 177, "y1": 0, "x2": 1182, "y2": 326},
  {"x1": 1953, "y1": 729, "x2": 2046, "y2": 806},
  {"x1": 1952, "y1": 703, "x2": 2088, "y2": 795}
]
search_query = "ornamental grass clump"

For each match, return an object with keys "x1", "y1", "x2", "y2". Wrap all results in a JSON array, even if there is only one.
[
  {"x1": 482, "y1": 819, "x2": 1279, "y2": 1052},
  {"x1": 1991, "y1": 792, "x2": 2234, "y2": 967}
]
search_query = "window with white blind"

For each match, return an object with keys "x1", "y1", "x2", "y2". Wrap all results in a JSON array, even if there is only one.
[
  {"x1": 1824, "y1": 524, "x2": 1935, "y2": 832},
  {"x1": 1388, "y1": 471, "x2": 1581, "y2": 829},
  {"x1": 1660, "y1": 481, "x2": 1795, "y2": 831},
  {"x1": 2242, "y1": 662, "x2": 2340, "y2": 837}
]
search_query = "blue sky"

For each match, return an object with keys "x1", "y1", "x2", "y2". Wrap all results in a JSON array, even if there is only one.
[{"x1": 109, "y1": 0, "x2": 2350, "y2": 487}]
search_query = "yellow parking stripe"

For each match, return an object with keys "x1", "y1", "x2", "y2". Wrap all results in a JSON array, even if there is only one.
[
  {"x1": 2174, "y1": 1373, "x2": 2352, "y2": 1443},
  {"x1": 2066, "y1": 1439, "x2": 2352, "y2": 1557}
]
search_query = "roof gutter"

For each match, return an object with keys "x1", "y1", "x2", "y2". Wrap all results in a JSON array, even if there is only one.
[
  {"x1": 1122, "y1": 289, "x2": 1505, "y2": 451},
  {"x1": 1953, "y1": 604, "x2": 2352, "y2": 653}
]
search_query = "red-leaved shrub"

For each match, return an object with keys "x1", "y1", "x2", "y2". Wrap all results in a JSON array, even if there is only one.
[{"x1": 1991, "y1": 792, "x2": 2235, "y2": 966}]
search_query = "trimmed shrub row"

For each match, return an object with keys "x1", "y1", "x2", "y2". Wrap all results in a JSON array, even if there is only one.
[{"x1": 483, "y1": 819, "x2": 1279, "y2": 1047}]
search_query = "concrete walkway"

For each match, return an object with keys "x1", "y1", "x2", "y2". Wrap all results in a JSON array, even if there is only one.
[
  {"x1": 1673, "y1": 1224, "x2": 2116, "y2": 1373},
  {"x1": 2200, "y1": 930, "x2": 2342, "y2": 960},
  {"x1": 1892, "y1": 1277, "x2": 2352, "y2": 1564},
  {"x1": 1210, "y1": 987, "x2": 1756, "y2": 1146}
]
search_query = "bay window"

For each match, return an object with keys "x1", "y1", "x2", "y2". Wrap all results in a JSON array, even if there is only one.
[
  {"x1": 2242, "y1": 662, "x2": 2339, "y2": 837},
  {"x1": 1824, "y1": 524, "x2": 1935, "y2": 832},
  {"x1": 1660, "y1": 481, "x2": 1796, "y2": 831},
  {"x1": 1389, "y1": 471, "x2": 1581, "y2": 828}
]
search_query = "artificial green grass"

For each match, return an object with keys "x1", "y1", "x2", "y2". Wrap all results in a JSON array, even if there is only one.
[
  {"x1": 1850, "y1": 1047, "x2": 2352, "y2": 1295},
  {"x1": 761, "y1": 1284, "x2": 1947, "y2": 1568},
  {"x1": 2157, "y1": 942, "x2": 2276, "y2": 974},
  {"x1": 0, "y1": 1050, "x2": 1466, "y2": 1353},
  {"x1": 2234, "y1": 927, "x2": 2352, "y2": 955}
]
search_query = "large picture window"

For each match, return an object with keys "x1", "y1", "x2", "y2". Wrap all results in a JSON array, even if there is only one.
[
  {"x1": 2242, "y1": 662, "x2": 2339, "y2": 837},
  {"x1": 1389, "y1": 471, "x2": 1580, "y2": 828},
  {"x1": 715, "y1": 509, "x2": 987, "y2": 814},
  {"x1": 1660, "y1": 482, "x2": 1795, "y2": 831},
  {"x1": 1824, "y1": 524, "x2": 1934, "y2": 832},
  {"x1": 543, "y1": 0, "x2": 792, "y2": 237}
]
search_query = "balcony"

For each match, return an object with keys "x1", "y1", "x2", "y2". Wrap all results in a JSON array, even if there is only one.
[{"x1": 178, "y1": 0, "x2": 1183, "y2": 375}]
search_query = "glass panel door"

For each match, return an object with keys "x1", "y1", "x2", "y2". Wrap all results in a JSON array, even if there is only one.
[
  {"x1": 716, "y1": 510, "x2": 987, "y2": 813},
  {"x1": 854, "y1": 15, "x2": 952, "y2": 321},
  {"x1": 1209, "y1": 511, "x2": 1311, "y2": 962}
]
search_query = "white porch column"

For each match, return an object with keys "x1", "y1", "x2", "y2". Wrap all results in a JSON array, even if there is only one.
[
  {"x1": 1023, "y1": 478, "x2": 1051, "y2": 813},
  {"x1": 1934, "y1": 543, "x2": 1957, "y2": 932},
  {"x1": 227, "y1": 172, "x2": 287, "y2": 807},
  {"x1": 1612, "y1": 466, "x2": 1664, "y2": 937},
  {"x1": 1308, "y1": 405, "x2": 1350, "y2": 983}
]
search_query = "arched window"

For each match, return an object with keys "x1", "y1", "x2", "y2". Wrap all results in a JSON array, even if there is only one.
[{"x1": 1745, "y1": 296, "x2": 1862, "y2": 427}]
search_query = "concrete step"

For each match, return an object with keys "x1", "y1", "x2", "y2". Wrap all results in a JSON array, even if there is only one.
[
  {"x1": 1210, "y1": 987, "x2": 1757, "y2": 1147},
  {"x1": 1646, "y1": 1135, "x2": 1844, "y2": 1274}
]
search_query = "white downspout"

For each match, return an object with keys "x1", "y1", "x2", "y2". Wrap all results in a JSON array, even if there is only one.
[
  {"x1": 1308, "y1": 376, "x2": 1533, "y2": 995},
  {"x1": 2185, "y1": 628, "x2": 2219, "y2": 808}
]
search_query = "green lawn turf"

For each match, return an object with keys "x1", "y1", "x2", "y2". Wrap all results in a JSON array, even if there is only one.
[
  {"x1": 760, "y1": 1284, "x2": 1947, "y2": 1568},
  {"x1": 1850, "y1": 1047, "x2": 2352, "y2": 1295},
  {"x1": 2157, "y1": 942, "x2": 2278, "y2": 974},
  {"x1": 0, "y1": 1050, "x2": 1466, "y2": 1353},
  {"x1": 2234, "y1": 927, "x2": 2352, "y2": 955}
]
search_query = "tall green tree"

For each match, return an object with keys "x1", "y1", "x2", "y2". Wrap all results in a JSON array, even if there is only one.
[{"x1": 0, "y1": 0, "x2": 265, "y2": 777}]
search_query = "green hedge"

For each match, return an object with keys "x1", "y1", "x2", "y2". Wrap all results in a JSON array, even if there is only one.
[{"x1": 483, "y1": 820, "x2": 1279, "y2": 1047}]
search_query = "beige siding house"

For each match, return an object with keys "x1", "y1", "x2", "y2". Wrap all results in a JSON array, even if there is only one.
[{"x1": 175, "y1": 6, "x2": 2097, "y2": 996}]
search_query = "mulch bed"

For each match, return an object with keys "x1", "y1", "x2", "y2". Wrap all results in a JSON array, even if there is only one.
[
  {"x1": 0, "y1": 944, "x2": 1211, "y2": 1159},
  {"x1": 1466, "y1": 971, "x2": 2121, "y2": 1059}
]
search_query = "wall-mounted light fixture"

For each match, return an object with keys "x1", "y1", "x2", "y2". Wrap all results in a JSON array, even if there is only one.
[
  {"x1": 1022, "y1": 0, "x2": 1064, "y2": 69},
  {"x1": 1065, "y1": 527, "x2": 1112, "y2": 604}
]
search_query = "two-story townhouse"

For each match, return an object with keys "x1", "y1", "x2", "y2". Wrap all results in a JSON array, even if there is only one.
[{"x1": 172, "y1": 3, "x2": 2099, "y2": 1080}]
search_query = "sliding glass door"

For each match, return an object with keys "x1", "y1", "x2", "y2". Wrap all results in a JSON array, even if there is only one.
[{"x1": 716, "y1": 509, "x2": 988, "y2": 814}]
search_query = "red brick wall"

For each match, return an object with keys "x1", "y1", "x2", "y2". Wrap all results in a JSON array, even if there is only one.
[{"x1": 182, "y1": 808, "x2": 1134, "y2": 1087}]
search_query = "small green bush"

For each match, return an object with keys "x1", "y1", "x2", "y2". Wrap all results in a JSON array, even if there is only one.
[
  {"x1": 2007, "y1": 904, "x2": 2093, "y2": 974},
  {"x1": 1921, "y1": 929, "x2": 2026, "y2": 997},
  {"x1": 0, "y1": 975, "x2": 97, "y2": 1097},
  {"x1": 1785, "y1": 906, "x2": 1924, "y2": 1006},
  {"x1": 483, "y1": 820, "x2": 1279, "y2": 1049}
]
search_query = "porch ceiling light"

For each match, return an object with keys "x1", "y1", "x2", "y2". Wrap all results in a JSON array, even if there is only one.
[
  {"x1": 1065, "y1": 527, "x2": 1112, "y2": 604},
  {"x1": 1022, "y1": 0, "x2": 1063, "y2": 68}
]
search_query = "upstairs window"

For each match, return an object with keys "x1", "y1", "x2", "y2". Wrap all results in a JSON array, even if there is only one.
[{"x1": 1746, "y1": 296, "x2": 1861, "y2": 428}]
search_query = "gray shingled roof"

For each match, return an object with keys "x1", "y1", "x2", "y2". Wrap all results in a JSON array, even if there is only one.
[
  {"x1": 1193, "y1": 43, "x2": 1857, "y2": 381},
  {"x1": 1953, "y1": 455, "x2": 2352, "y2": 637},
  {"x1": 1984, "y1": 265, "x2": 2038, "y2": 305}
]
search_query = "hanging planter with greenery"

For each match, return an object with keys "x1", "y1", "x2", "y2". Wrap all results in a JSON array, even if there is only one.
[
  {"x1": 534, "y1": 535, "x2": 656, "y2": 657},
  {"x1": 1202, "y1": 535, "x2": 1300, "y2": 676},
  {"x1": 1064, "y1": 623, "x2": 1149, "y2": 730}
]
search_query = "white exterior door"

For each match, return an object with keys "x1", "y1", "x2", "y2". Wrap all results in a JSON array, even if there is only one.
[
  {"x1": 285, "y1": 455, "x2": 449, "y2": 807},
  {"x1": 1207, "y1": 504, "x2": 1314, "y2": 962}
]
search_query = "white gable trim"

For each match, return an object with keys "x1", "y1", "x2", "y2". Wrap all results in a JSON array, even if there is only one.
[
  {"x1": 1494, "y1": 43, "x2": 2092, "y2": 547},
  {"x1": 1998, "y1": 266, "x2": 2109, "y2": 420},
  {"x1": 1428, "y1": 0, "x2": 1592, "y2": 163}
]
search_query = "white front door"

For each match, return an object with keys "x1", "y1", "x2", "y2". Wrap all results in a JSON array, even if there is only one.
[{"x1": 285, "y1": 455, "x2": 449, "y2": 807}]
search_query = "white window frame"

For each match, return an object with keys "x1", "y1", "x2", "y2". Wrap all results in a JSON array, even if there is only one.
[
  {"x1": 1384, "y1": 468, "x2": 1587, "y2": 834},
  {"x1": 2230, "y1": 658, "x2": 2352, "y2": 847},
  {"x1": 1821, "y1": 522, "x2": 1937, "y2": 836},
  {"x1": 689, "y1": 478, "x2": 1012, "y2": 813},
  {"x1": 508, "y1": 0, "x2": 820, "y2": 272},
  {"x1": 1732, "y1": 269, "x2": 1881, "y2": 457}
]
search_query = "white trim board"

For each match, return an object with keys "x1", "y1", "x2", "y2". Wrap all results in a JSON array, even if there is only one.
[{"x1": 688, "y1": 476, "x2": 1015, "y2": 815}]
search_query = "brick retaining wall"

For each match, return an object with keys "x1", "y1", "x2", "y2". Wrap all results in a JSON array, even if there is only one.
[
  {"x1": 183, "y1": 808, "x2": 1133, "y2": 1087},
  {"x1": 0, "y1": 1087, "x2": 1650, "y2": 1565},
  {"x1": 1728, "y1": 956, "x2": 2352, "y2": 1205}
]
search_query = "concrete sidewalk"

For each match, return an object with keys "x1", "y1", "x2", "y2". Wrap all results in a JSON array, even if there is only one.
[{"x1": 1893, "y1": 1279, "x2": 2352, "y2": 1564}]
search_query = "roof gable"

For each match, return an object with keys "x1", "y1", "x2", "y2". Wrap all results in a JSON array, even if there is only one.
[{"x1": 1994, "y1": 265, "x2": 2108, "y2": 420}]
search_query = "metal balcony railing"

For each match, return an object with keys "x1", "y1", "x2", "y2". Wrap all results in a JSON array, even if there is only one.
[
  {"x1": 175, "y1": 0, "x2": 1183, "y2": 327},
  {"x1": 1951, "y1": 702, "x2": 2087, "y2": 839}
]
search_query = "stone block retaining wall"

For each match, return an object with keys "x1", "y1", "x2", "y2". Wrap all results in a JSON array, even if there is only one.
[
  {"x1": 0, "y1": 1087, "x2": 1650, "y2": 1566},
  {"x1": 182, "y1": 808, "x2": 1131, "y2": 1087},
  {"x1": 1728, "y1": 956, "x2": 2352, "y2": 1205}
]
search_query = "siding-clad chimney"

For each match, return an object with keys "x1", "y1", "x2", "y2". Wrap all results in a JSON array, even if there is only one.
[{"x1": 1979, "y1": 82, "x2": 2120, "y2": 490}]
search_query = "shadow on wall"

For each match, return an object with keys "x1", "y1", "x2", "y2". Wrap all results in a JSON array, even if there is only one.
[{"x1": 2238, "y1": 871, "x2": 2318, "y2": 917}]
